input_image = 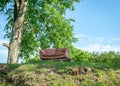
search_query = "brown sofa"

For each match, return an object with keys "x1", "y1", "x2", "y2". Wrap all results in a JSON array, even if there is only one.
[{"x1": 40, "y1": 48, "x2": 69, "y2": 60}]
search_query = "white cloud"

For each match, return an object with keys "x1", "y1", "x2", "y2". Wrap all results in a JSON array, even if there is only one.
[
  {"x1": 76, "y1": 34, "x2": 105, "y2": 44},
  {"x1": 95, "y1": 37, "x2": 104, "y2": 42},
  {"x1": 76, "y1": 34, "x2": 86, "y2": 38},
  {"x1": 107, "y1": 40, "x2": 112, "y2": 43},
  {"x1": 77, "y1": 44, "x2": 120, "y2": 52},
  {"x1": 74, "y1": 34, "x2": 120, "y2": 52},
  {"x1": 113, "y1": 38, "x2": 120, "y2": 41},
  {"x1": 76, "y1": 34, "x2": 92, "y2": 43},
  {"x1": 75, "y1": 34, "x2": 87, "y2": 42}
]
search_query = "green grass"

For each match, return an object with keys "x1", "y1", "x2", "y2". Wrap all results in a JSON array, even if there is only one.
[{"x1": 0, "y1": 60, "x2": 120, "y2": 86}]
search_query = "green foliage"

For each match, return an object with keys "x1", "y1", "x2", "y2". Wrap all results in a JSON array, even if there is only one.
[
  {"x1": 98, "y1": 51, "x2": 114, "y2": 62},
  {"x1": 88, "y1": 51, "x2": 120, "y2": 62},
  {"x1": 0, "y1": 0, "x2": 12, "y2": 12},
  {"x1": 25, "y1": 56, "x2": 40, "y2": 63},
  {"x1": 71, "y1": 48, "x2": 91, "y2": 62},
  {"x1": 70, "y1": 49, "x2": 120, "y2": 69},
  {"x1": 0, "y1": 0, "x2": 80, "y2": 61}
]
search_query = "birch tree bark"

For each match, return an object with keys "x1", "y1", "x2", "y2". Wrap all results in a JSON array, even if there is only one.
[{"x1": 7, "y1": 0, "x2": 28, "y2": 64}]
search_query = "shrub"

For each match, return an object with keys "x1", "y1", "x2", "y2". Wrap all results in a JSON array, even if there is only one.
[{"x1": 71, "y1": 48, "x2": 91, "y2": 62}]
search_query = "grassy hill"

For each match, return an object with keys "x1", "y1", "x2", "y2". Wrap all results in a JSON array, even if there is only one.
[{"x1": 0, "y1": 60, "x2": 120, "y2": 86}]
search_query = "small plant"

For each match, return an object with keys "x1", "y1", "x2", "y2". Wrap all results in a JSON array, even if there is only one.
[{"x1": 71, "y1": 48, "x2": 91, "y2": 62}]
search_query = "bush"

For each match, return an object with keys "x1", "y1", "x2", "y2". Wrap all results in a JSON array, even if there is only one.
[
  {"x1": 25, "y1": 56, "x2": 40, "y2": 63},
  {"x1": 71, "y1": 48, "x2": 91, "y2": 62},
  {"x1": 89, "y1": 52, "x2": 100, "y2": 62},
  {"x1": 71, "y1": 48, "x2": 120, "y2": 64}
]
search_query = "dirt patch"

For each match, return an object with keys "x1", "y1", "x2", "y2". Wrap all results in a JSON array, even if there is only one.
[{"x1": 70, "y1": 66, "x2": 94, "y2": 75}]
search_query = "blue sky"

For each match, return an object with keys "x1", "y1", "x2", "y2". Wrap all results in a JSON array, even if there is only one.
[
  {"x1": 0, "y1": 0, "x2": 120, "y2": 63},
  {"x1": 66, "y1": 0, "x2": 120, "y2": 52}
]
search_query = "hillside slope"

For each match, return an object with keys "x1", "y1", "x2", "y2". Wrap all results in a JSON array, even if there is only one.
[{"x1": 0, "y1": 60, "x2": 120, "y2": 86}]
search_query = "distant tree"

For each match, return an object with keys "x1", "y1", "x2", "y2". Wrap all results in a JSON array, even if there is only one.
[{"x1": 0, "y1": 0, "x2": 80, "y2": 64}]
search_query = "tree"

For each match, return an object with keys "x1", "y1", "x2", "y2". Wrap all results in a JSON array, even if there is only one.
[
  {"x1": 0, "y1": 0, "x2": 28, "y2": 64},
  {"x1": 0, "y1": 0, "x2": 80, "y2": 64}
]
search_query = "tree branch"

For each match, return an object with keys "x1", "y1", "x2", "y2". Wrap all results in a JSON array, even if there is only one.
[{"x1": 2, "y1": 43, "x2": 9, "y2": 48}]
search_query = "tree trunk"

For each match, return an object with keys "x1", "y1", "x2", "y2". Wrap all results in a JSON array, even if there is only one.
[{"x1": 7, "y1": 0, "x2": 28, "y2": 64}]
